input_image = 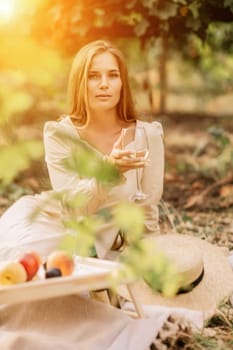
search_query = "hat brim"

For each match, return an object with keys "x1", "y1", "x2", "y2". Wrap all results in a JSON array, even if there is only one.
[{"x1": 117, "y1": 234, "x2": 233, "y2": 315}]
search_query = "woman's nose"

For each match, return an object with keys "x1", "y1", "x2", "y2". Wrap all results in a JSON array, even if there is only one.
[{"x1": 99, "y1": 75, "x2": 108, "y2": 88}]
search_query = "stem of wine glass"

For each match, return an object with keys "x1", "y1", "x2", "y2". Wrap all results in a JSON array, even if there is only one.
[
  {"x1": 136, "y1": 168, "x2": 143, "y2": 194},
  {"x1": 130, "y1": 167, "x2": 148, "y2": 201}
]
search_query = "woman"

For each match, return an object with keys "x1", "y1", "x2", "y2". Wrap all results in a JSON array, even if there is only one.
[
  {"x1": 0, "y1": 40, "x2": 165, "y2": 350},
  {"x1": 0, "y1": 40, "x2": 164, "y2": 261}
]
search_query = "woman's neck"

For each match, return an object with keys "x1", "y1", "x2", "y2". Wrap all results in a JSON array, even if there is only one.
[
  {"x1": 87, "y1": 109, "x2": 120, "y2": 131},
  {"x1": 73, "y1": 109, "x2": 127, "y2": 155}
]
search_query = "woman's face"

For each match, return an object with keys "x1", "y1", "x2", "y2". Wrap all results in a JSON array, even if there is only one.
[{"x1": 87, "y1": 52, "x2": 122, "y2": 113}]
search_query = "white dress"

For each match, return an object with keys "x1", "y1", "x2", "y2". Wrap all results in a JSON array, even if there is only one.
[{"x1": 0, "y1": 117, "x2": 164, "y2": 261}]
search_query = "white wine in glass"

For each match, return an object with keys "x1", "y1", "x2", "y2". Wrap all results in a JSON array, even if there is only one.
[{"x1": 122, "y1": 125, "x2": 149, "y2": 201}]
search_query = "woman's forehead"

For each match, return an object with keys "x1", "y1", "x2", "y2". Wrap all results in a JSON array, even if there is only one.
[{"x1": 89, "y1": 52, "x2": 119, "y2": 70}]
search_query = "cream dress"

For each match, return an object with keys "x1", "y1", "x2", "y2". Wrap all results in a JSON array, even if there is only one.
[
  {"x1": 0, "y1": 117, "x2": 167, "y2": 350},
  {"x1": 0, "y1": 116, "x2": 164, "y2": 261}
]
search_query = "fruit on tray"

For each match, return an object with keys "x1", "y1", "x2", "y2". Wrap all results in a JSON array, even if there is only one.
[
  {"x1": 45, "y1": 268, "x2": 62, "y2": 279},
  {"x1": 0, "y1": 261, "x2": 27, "y2": 285},
  {"x1": 19, "y1": 251, "x2": 42, "y2": 281},
  {"x1": 46, "y1": 251, "x2": 74, "y2": 276},
  {"x1": 0, "y1": 250, "x2": 75, "y2": 286}
]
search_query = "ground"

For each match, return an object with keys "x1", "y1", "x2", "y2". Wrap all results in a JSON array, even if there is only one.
[
  {"x1": 160, "y1": 114, "x2": 233, "y2": 248},
  {"x1": 0, "y1": 114, "x2": 233, "y2": 349},
  {"x1": 155, "y1": 114, "x2": 233, "y2": 349}
]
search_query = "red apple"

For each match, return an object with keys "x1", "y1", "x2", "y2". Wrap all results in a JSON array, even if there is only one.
[
  {"x1": 19, "y1": 251, "x2": 42, "y2": 281},
  {"x1": 46, "y1": 251, "x2": 74, "y2": 277}
]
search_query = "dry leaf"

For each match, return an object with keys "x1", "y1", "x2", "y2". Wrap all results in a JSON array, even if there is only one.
[
  {"x1": 203, "y1": 327, "x2": 217, "y2": 337},
  {"x1": 191, "y1": 181, "x2": 205, "y2": 190},
  {"x1": 184, "y1": 194, "x2": 203, "y2": 209},
  {"x1": 219, "y1": 185, "x2": 233, "y2": 198}
]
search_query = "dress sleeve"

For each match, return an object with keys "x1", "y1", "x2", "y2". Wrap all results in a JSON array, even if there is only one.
[
  {"x1": 43, "y1": 121, "x2": 109, "y2": 215},
  {"x1": 140, "y1": 121, "x2": 164, "y2": 233}
]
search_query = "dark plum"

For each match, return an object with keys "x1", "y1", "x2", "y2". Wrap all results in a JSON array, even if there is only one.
[{"x1": 45, "y1": 268, "x2": 62, "y2": 279}]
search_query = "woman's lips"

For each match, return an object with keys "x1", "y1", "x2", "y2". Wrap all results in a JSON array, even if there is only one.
[{"x1": 96, "y1": 95, "x2": 112, "y2": 101}]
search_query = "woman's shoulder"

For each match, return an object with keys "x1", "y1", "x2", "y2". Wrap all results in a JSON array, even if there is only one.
[
  {"x1": 44, "y1": 116, "x2": 74, "y2": 136},
  {"x1": 138, "y1": 119, "x2": 164, "y2": 136}
]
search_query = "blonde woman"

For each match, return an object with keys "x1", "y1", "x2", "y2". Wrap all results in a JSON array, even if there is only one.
[
  {"x1": 0, "y1": 40, "x2": 165, "y2": 350},
  {"x1": 0, "y1": 40, "x2": 164, "y2": 261}
]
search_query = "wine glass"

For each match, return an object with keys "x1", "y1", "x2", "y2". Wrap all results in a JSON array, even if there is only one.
[{"x1": 122, "y1": 125, "x2": 149, "y2": 201}]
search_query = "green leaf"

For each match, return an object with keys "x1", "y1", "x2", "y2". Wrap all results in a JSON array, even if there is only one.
[
  {"x1": 134, "y1": 18, "x2": 150, "y2": 36},
  {"x1": 174, "y1": 0, "x2": 188, "y2": 4},
  {"x1": 0, "y1": 140, "x2": 43, "y2": 184},
  {"x1": 113, "y1": 202, "x2": 144, "y2": 242},
  {"x1": 0, "y1": 89, "x2": 33, "y2": 123},
  {"x1": 189, "y1": 1, "x2": 201, "y2": 20},
  {"x1": 58, "y1": 234, "x2": 77, "y2": 255},
  {"x1": 117, "y1": 240, "x2": 181, "y2": 297},
  {"x1": 59, "y1": 132, "x2": 121, "y2": 186},
  {"x1": 61, "y1": 215, "x2": 102, "y2": 256},
  {"x1": 224, "y1": 0, "x2": 233, "y2": 11},
  {"x1": 148, "y1": 1, "x2": 178, "y2": 19},
  {"x1": 141, "y1": 0, "x2": 157, "y2": 9},
  {"x1": 62, "y1": 192, "x2": 88, "y2": 212},
  {"x1": 208, "y1": 126, "x2": 230, "y2": 150}
]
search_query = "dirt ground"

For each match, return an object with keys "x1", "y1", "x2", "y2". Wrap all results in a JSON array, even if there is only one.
[
  {"x1": 160, "y1": 114, "x2": 233, "y2": 247},
  {"x1": 154, "y1": 114, "x2": 233, "y2": 349}
]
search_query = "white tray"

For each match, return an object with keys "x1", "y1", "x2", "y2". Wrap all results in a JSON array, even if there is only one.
[{"x1": 0, "y1": 256, "x2": 121, "y2": 305}]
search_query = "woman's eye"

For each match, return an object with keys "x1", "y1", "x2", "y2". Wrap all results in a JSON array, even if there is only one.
[
  {"x1": 88, "y1": 72, "x2": 120, "y2": 80},
  {"x1": 109, "y1": 73, "x2": 119, "y2": 78},
  {"x1": 88, "y1": 74, "x2": 99, "y2": 80}
]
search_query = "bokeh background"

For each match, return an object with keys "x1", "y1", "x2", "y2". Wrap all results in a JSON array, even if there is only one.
[
  {"x1": 0, "y1": 1, "x2": 233, "y2": 348},
  {"x1": 1, "y1": 0, "x2": 233, "y2": 125}
]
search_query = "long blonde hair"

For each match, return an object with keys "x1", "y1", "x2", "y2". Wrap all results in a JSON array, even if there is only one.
[{"x1": 67, "y1": 40, "x2": 137, "y2": 126}]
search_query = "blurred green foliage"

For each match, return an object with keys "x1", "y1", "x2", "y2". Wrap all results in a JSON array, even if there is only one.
[
  {"x1": 206, "y1": 127, "x2": 233, "y2": 178},
  {"x1": 0, "y1": 36, "x2": 67, "y2": 123},
  {"x1": 31, "y1": 1, "x2": 233, "y2": 55},
  {"x1": 174, "y1": 126, "x2": 233, "y2": 180},
  {"x1": 0, "y1": 36, "x2": 67, "y2": 186},
  {"x1": 63, "y1": 137, "x2": 121, "y2": 186},
  {"x1": 183, "y1": 31, "x2": 233, "y2": 96},
  {"x1": 29, "y1": 0, "x2": 233, "y2": 112},
  {"x1": 0, "y1": 141, "x2": 43, "y2": 185},
  {"x1": 117, "y1": 239, "x2": 181, "y2": 297}
]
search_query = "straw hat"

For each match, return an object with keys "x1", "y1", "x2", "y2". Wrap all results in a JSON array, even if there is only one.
[{"x1": 117, "y1": 234, "x2": 233, "y2": 315}]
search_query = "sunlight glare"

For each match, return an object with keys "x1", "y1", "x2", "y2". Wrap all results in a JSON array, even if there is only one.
[{"x1": 0, "y1": 0, "x2": 15, "y2": 21}]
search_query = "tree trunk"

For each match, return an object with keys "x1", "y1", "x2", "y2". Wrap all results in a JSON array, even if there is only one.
[{"x1": 159, "y1": 34, "x2": 168, "y2": 115}]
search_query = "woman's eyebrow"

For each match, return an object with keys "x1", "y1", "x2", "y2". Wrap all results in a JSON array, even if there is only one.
[{"x1": 88, "y1": 69, "x2": 119, "y2": 72}]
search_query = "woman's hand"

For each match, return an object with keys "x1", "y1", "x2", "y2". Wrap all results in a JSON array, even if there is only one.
[{"x1": 107, "y1": 131, "x2": 147, "y2": 173}]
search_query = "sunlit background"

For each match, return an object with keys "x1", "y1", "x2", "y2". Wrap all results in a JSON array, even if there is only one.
[
  {"x1": 0, "y1": 0, "x2": 233, "y2": 131},
  {"x1": 0, "y1": 4, "x2": 232, "y2": 348},
  {"x1": 0, "y1": 0, "x2": 15, "y2": 20}
]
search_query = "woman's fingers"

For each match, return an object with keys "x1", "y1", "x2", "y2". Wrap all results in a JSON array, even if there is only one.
[
  {"x1": 111, "y1": 149, "x2": 134, "y2": 159},
  {"x1": 106, "y1": 153, "x2": 145, "y2": 171},
  {"x1": 108, "y1": 140, "x2": 148, "y2": 174},
  {"x1": 115, "y1": 159, "x2": 146, "y2": 173},
  {"x1": 120, "y1": 164, "x2": 145, "y2": 172}
]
